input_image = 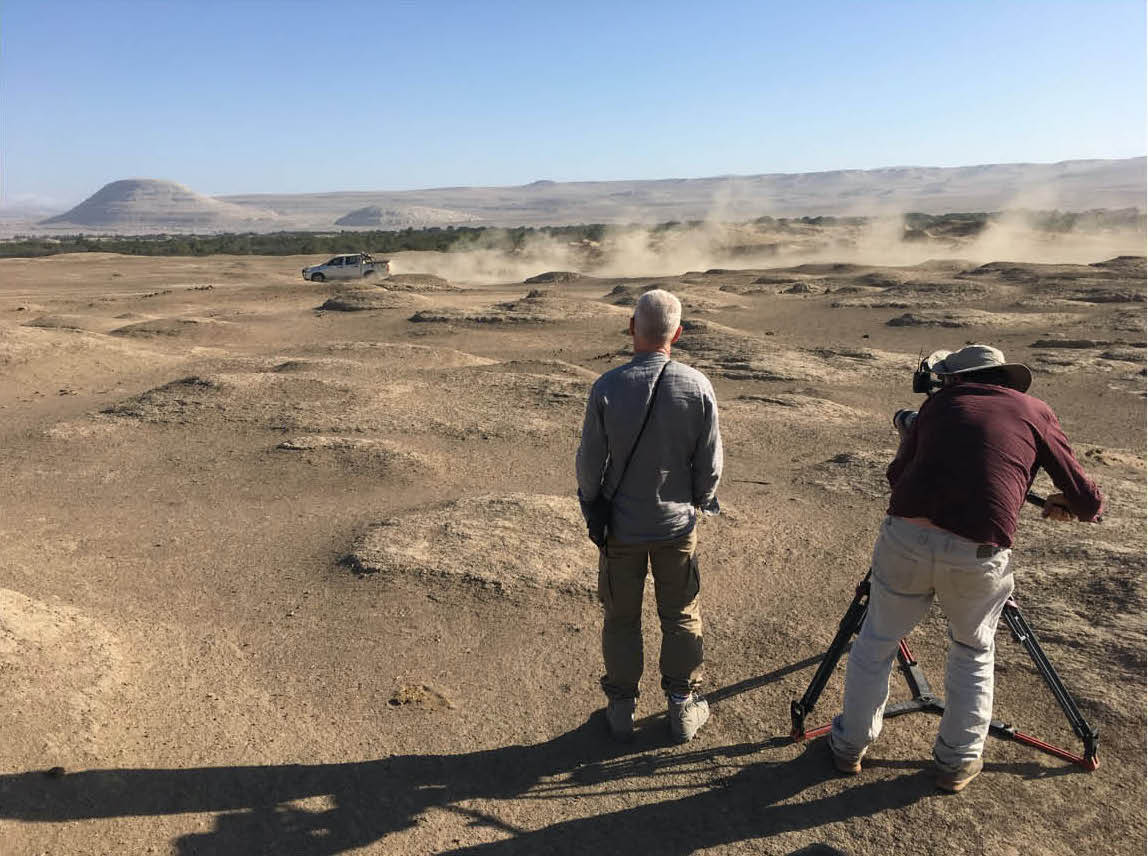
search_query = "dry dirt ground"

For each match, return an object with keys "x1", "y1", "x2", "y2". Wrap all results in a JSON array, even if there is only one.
[{"x1": 0, "y1": 252, "x2": 1143, "y2": 855}]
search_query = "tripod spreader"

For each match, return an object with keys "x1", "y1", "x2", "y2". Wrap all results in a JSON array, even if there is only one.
[{"x1": 790, "y1": 571, "x2": 1100, "y2": 771}]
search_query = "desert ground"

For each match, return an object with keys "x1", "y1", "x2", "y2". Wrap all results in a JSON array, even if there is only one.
[{"x1": 0, "y1": 249, "x2": 1143, "y2": 855}]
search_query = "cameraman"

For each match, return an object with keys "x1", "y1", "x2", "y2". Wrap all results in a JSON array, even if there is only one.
[{"x1": 829, "y1": 344, "x2": 1103, "y2": 792}]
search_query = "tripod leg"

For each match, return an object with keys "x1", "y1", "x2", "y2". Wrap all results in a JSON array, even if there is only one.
[
  {"x1": 791, "y1": 573, "x2": 871, "y2": 737},
  {"x1": 1002, "y1": 600, "x2": 1100, "y2": 769}
]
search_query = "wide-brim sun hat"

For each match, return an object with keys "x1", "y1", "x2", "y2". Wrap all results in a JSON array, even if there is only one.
[{"x1": 926, "y1": 344, "x2": 1032, "y2": 393}]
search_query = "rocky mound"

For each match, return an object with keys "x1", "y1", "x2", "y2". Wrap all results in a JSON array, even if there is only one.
[
  {"x1": 335, "y1": 205, "x2": 477, "y2": 228},
  {"x1": 781, "y1": 282, "x2": 825, "y2": 295},
  {"x1": 675, "y1": 320, "x2": 911, "y2": 383},
  {"x1": 107, "y1": 317, "x2": 236, "y2": 340},
  {"x1": 832, "y1": 280, "x2": 1005, "y2": 309},
  {"x1": 40, "y1": 179, "x2": 279, "y2": 230},
  {"x1": 286, "y1": 341, "x2": 495, "y2": 369},
  {"x1": 606, "y1": 284, "x2": 731, "y2": 313},
  {"x1": 524, "y1": 271, "x2": 583, "y2": 284},
  {"x1": 468, "y1": 358, "x2": 599, "y2": 380},
  {"x1": 318, "y1": 291, "x2": 430, "y2": 312},
  {"x1": 886, "y1": 309, "x2": 1079, "y2": 329},
  {"x1": 410, "y1": 294, "x2": 630, "y2": 325},
  {"x1": 275, "y1": 436, "x2": 439, "y2": 479},
  {"x1": 21, "y1": 315, "x2": 98, "y2": 332},
  {"x1": 0, "y1": 325, "x2": 176, "y2": 388},
  {"x1": 345, "y1": 494, "x2": 593, "y2": 594},
  {"x1": 383, "y1": 274, "x2": 461, "y2": 292},
  {"x1": 103, "y1": 359, "x2": 589, "y2": 441},
  {"x1": 731, "y1": 393, "x2": 870, "y2": 424}
]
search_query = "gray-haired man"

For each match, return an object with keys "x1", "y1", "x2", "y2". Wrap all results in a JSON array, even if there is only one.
[{"x1": 576, "y1": 289, "x2": 723, "y2": 743}]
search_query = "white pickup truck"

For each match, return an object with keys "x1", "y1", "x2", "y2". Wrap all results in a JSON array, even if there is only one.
[{"x1": 301, "y1": 253, "x2": 390, "y2": 282}]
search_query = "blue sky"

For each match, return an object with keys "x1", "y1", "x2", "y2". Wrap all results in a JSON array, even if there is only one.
[{"x1": 3, "y1": 0, "x2": 1145, "y2": 206}]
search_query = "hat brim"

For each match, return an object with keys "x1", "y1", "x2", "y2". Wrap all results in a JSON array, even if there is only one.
[{"x1": 937, "y1": 362, "x2": 1032, "y2": 393}]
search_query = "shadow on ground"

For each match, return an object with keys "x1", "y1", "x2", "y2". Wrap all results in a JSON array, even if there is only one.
[{"x1": 0, "y1": 662, "x2": 1056, "y2": 855}]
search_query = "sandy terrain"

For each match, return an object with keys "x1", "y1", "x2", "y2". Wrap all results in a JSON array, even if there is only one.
[{"x1": 0, "y1": 250, "x2": 1143, "y2": 855}]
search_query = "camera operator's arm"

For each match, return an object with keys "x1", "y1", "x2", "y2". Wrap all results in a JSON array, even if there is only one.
[
  {"x1": 692, "y1": 382, "x2": 723, "y2": 514},
  {"x1": 575, "y1": 384, "x2": 608, "y2": 508},
  {"x1": 1034, "y1": 405, "x2": 1104, "y2": 523}
]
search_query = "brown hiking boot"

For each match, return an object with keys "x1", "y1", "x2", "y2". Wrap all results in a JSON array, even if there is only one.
[
  {"x1": 935, "y1": 757, "x2": 983, "y2": 793},
  {"x1": 605, "y1": 698, "x2": 636, "y2": 743}
]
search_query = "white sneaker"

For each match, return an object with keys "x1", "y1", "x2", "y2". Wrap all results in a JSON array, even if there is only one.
[{"x1": 668, "y1": 694, "x2": 710, "y2": 743}]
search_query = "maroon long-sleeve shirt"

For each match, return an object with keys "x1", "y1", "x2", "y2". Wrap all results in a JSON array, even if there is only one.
[{"x1": 887, "y1": 383, "x2": 1104, "y2": 548}]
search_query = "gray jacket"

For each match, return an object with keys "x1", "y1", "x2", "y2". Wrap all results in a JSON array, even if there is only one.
[{"x1": 576, "y1": 352, "x2": 723, "y2": 544}]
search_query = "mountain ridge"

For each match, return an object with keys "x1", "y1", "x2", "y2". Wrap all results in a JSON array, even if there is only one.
[{"x1": 30, "y1": 157, "x2": 1147, "y2": 234}]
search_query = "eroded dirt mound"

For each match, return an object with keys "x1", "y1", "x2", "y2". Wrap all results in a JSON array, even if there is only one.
[
  {"x1": 21, "y1": 315, "x2": 102, "y2": 332},
  {"x1": 607, "y1": 283, "x2": 736, "y2": 313},
  {"x1": 801, "y1": 450, "x2": 896, "y2": 498},
  {"x1": 383, "y1": 273, "x2": 460, "y2": 292},
  {"x1": 676, "y1": 320, "x2": 913, "y2": 383},
  {"x1": 275, "y1": 436, "x2": 440, "y2": 479},
  {"x1": 288, "y1": 341, "x2": 496, "y2": 369},
  {"x1": 346, "y1": 494, "x2": 594, "y2": 594},
  {"x1": 318, "y1": 291, "x2": 431, "y2": 312},
  {"x1": 0, "y1": 589, "x2": 127, "y2": 758},
  {"x1": 1027, "y1": 346, "x2": 1146, "y2": 392},
  {"x1": 109, "y1": 317, "x2": 232, "y2": 337},
  {"x1": 411, "y1": 294, "x2": 630, "y2": 325},
  {"x1": 524, "y1": 271, "x2": 583, "y2": 284},
  {"x1": 102, "y1": 360, "x2": 590, "y2": 440},
  {"x1": 729, "y1": 394, "x2": 871, "y2": 425},
  {"x1": 886, "y1": 309, "x2": 1079, "y2": 329}
]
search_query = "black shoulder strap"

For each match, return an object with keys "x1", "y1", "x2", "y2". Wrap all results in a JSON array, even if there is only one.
[{"x1": 607, "y1": 360, "x2": 671, "y2": 501}]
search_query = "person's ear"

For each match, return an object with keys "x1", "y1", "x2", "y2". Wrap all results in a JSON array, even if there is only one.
[
  {"x1": 628, "y1": 317, "x2": 636, "y2": 336},
  {"x1": 670, "y1": 325, "x2": 683, "y2": 344}
]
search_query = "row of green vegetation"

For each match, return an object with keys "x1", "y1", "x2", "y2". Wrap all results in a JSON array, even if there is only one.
[
  {"x1": 2, "y1": 210, "x2": 1142, "y2": 258},
  {"x1": 0, "y1": 224, "x2": 608, "y2": 258}
]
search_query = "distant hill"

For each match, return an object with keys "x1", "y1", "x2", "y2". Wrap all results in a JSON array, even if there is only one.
[
  {"x1": 334, "y1": 205, "x2": 478, "y2": 228},
  {"x1": 25, "y1": 157, "x2": 1147, "y2": 235},
  {"x1": 40, "y1": 179, "x2": 280, "y2": 231}
]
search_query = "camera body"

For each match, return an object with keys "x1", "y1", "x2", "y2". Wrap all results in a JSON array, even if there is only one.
[
  {"x1": 893, "y1": 354, "x2": 942, "y2": 435},
  {"x1": 912, "y1": 358, "x2": 943, "y2": 394}
]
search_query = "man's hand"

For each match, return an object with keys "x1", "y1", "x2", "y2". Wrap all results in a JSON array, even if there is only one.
[{"x1": 1041, "y1": 493, "x2": 1074, "y2": 522}]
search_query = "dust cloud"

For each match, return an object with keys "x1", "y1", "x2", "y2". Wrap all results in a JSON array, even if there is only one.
[{"x1": 388, "y1": 191, "x2": 1145, "y2": 284}]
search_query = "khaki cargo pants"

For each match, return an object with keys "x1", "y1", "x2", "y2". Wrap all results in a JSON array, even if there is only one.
[{"x1": 598, "y1": 529, "x2": 703, "y2": 700}]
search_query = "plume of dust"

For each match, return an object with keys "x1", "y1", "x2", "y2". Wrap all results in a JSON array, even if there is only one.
[{"x1": 387, "y1": 180, "x2": 1144, "y2": 284}]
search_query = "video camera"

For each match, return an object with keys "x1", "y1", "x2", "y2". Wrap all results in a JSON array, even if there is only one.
[
  {"x1": 912, "y1": 356, "x2": 943, "y2": 394},
  {"x1": 891, "y1": 354, "x2": 944, "y2": 434}
]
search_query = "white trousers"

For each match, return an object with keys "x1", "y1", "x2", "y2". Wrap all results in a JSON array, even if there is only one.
[{"x1": 831, "y1": 516, "x2": 1014, "y2": 768}]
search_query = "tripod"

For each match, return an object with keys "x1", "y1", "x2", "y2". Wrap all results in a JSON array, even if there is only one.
[{"x1": 789, "y1": 514, "x2": 1101, "y2": 770}]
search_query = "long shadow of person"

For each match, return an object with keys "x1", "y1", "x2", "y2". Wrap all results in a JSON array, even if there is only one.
[
  {"x1": 0, "y1": 658, "x2": 1059, "y2": 854},
  {"x1": 1, "y1": 713, "x2": 644, "y2": 855},
  {"x1": 441, "y1": 744, "x2": 1065, "y2": 856}
]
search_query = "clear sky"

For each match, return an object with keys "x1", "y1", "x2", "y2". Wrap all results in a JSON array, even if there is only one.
[{"x1": 3, "y1": 0, "x2": 1145, "y2": 207}]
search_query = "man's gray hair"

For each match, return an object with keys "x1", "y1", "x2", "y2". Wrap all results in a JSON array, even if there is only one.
[{"x1": 634, "y1": 289, "x2": 682, "y2": 343}]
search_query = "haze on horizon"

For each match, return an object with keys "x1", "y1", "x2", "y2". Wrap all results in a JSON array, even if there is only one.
[{"x1": 3, "y1": 0, "x2": 1145, "y2": 211}]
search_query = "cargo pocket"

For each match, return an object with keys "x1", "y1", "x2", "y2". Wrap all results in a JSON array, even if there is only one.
[
  {"x1": 683, "y1": 553, "x2": 701, "y2": 604},
  {"x1": 597, "y1": 548, "x2": 613, "y2": 609}
]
